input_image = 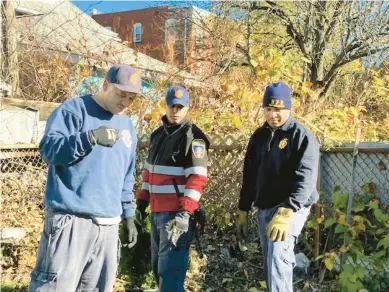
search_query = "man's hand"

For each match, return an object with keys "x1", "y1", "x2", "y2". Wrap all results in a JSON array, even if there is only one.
[
  {"x1": 267, "y1": 207, "x2": 293, "y2": 242},
  {"x1": 236, "y1": 210, "x2": 248, "y2": 251},
  {"x1": 135, "y1": 200, "x2": 149, "y2": 226},
  {"x1": 126, "y1": 217, "x2": 138, "y2": 249},
  {"x1": 88, "y1": 126, "x2": 119, "y2": 147},
  {"x1": 167, "y1": 211, "x2": 190, "y2": 246}
]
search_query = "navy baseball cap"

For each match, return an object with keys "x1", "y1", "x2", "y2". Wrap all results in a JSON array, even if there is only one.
[
  {"x1": 165, "y1": 86, "x2": 190, "y2": 107},
  {"x1": 105, "y1": 64, "x2": 142, "y2": 94},
  {"x1": 262, "y1": 82, "x2": 292, "y2": 109}
]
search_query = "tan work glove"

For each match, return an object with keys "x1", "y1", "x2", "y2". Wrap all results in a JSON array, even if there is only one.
[
  {"x1": 266, "y1": 207, "x2": 293, "y2": 242},
  {"x1": 236, "y1": 210, "x2": 248, "y2": 251},
  {"x1": 126, "y1": 217, "x2": 138, "y2": 249}
]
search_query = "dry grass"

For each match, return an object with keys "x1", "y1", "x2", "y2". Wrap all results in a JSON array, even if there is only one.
[{"x1": 1, "y1": 167, "x2": 46, "y2": 284}]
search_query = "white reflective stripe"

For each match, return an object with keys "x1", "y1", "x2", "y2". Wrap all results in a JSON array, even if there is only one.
[
  {"x1": 144, "y1": 162, "x2": 184, "y2": 176},
  {"x1": 184, "y1": 189, "x2": 202, "y2": 201},
  {"x1": 185, "y1": 166, "x2": 207, "y2": 177},
  {"x1": 150, "y1": 184, "x2": 185, "y2": 194},
  {"x1": 142, "y1": 182, "x2": 150, "y2": 191},
  {"x1": 144, "y1": 162, "x2": 151, "y2": 171},
  {"x1": 153, "y1": 165, "x2": 184, "y2": 176}
]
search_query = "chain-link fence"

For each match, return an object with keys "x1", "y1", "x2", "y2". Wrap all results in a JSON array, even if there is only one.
[
  {"x1": 320, "y1": 149, "x2": 389, "y2": 205},
  {"x1": 1, "y1": 139, "x2": 389, "y2": 282},
  {"x1": 0, "y1": 135, "x2": 246, "y2": 283},
  {"x1": 318, "y1": 147, "x2": 389, "y2": 278}
]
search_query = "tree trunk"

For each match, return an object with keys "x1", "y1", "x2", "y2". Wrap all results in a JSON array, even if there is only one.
[{"x1": 2, "y1": 0, "x2": 19, "y2": 98}]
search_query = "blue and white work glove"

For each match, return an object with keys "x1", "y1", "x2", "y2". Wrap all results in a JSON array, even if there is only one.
[{"x1": 167, "y1": 211, "x2": 190, "y2": 246}]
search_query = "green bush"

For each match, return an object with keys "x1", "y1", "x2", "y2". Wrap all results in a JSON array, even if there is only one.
[
  {"x1": 309, "y1": 187, "x2": 389, "y2": 292},
  {"x1": 117, "y1": 216, "x2": 156, "y2": 290}
]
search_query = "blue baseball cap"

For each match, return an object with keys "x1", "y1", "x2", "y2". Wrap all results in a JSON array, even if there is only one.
[
  {"x1": 165, "y1": 86, "x2": 190, "y2": 107},
  {"x1": 105, "y1": 64, "x2": 142, "y2": 94},
  {"x1": 262, "y1": 82, "x2": 292, "y2": 109}
]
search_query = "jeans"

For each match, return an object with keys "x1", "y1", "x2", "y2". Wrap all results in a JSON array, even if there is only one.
[
  {"x1": 257, "y1": 205, "x2": 311, "y2": 292},
  {"x1": 151, "y1": 212, "x2": 194, "y2": 292}
]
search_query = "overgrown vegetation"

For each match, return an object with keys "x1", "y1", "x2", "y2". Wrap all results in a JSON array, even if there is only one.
[
  {"x1": 1, "y1": 0, "x2": 389, "y2": 291},
  {"x1": 307, "y1": 186, "x2": 389, "y2": 291}
]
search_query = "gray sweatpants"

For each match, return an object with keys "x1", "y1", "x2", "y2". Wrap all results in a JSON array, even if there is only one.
[
  {"x1": 29, "y1": 208, "x2": 120, "y2": 292},
  {"x1": 257, "y1": 205, "x2": 311, "y2": 292}
]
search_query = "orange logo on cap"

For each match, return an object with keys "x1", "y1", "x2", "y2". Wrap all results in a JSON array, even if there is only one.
[
  {"x1": 129, "y1": 72, "x2": 140, "y2": 85},
  {"x1": 175, "y1": 90, "x2": 183, "y2": 98}
]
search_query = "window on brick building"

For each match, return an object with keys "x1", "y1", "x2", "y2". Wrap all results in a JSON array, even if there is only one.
[
  {"x1": 165, "y1": 19, "x2": 177, "y2": 43},
  {"x1": 133, "y1": 23, "x2": 142, "y2": 43}
]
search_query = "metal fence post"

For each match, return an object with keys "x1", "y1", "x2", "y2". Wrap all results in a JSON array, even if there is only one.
[{"x1": 346, "y1": 128, "x2": 361, "y2": 225}]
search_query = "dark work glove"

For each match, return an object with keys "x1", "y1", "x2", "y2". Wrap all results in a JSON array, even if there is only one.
[
  {"x1": 135, "y1": 200, "x2": 149, "y2": 225},
  {"x1": 88, "y1": 126, "x2": 119, "y2": 147},
  {"x1": 236, "y1": 209, "x2": 248, "y2": 251}
]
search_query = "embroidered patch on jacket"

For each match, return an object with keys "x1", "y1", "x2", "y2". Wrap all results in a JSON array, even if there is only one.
[
  {"x1": 122, "y1": 130, "x2": 132, "y2": 149},
  {"x1": 279, "y1": 138, "x2": 288, "y2": 149},
  {"x1": 192, "y1": 139, "x2": 206, "y2": 159}
]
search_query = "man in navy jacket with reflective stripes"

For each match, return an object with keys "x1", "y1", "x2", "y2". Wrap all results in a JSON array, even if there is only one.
[
  {"x1": 236, "y1": 82, "x2": 320, "y2": 292},
  {"x1": 136, "y1": 86, "x2": 209, "y2": 292}
]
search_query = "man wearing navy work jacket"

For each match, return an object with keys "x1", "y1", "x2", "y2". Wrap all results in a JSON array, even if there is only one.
[
  {"x1": 29, "y1": 64, "x2": 141, "y2": 292},
  {"x1": 236, "y1": 82, "x2": 320, "y2": 292}
]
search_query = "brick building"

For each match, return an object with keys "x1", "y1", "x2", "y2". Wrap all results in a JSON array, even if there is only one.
[{"x1": 92, "y1": 5, "x2": 215, "y2": 76}]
